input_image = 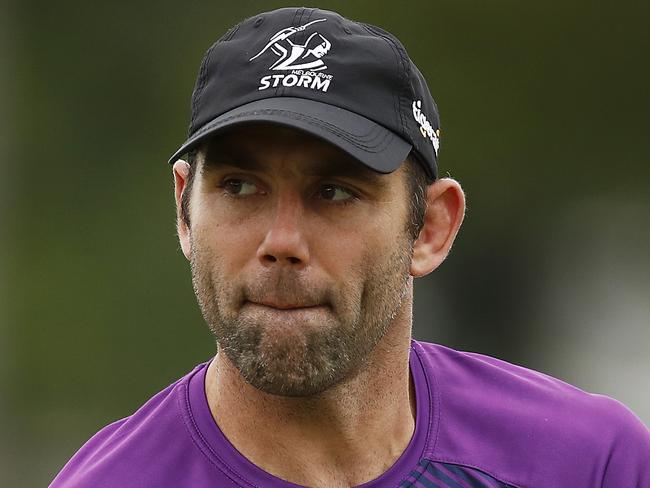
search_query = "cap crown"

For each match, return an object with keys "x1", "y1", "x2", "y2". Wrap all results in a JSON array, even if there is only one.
[{"x1": 189, "y1": 7, "x2": 440, "y2": 177}]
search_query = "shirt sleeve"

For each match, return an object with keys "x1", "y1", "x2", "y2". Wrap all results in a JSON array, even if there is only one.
[{"x1": 599, "y1": 398, "x2": 650, "y2": 488}]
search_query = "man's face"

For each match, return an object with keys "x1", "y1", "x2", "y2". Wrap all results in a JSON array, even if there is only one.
[{"x1": 185, "y1": 124, "x2": 414, "y2": 397}]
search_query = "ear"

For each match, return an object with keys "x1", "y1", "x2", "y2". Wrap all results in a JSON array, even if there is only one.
[
  {"x1": 173, "y1": 160, "x2": 192, "y2": 260},
  {"x1": 410, "y1": 178, "x2": 465, "y2": 277}
]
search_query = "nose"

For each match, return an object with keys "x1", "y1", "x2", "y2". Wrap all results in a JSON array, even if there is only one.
[{"x1": 256, "y1": 191, "x2": 310, "y2": 267}]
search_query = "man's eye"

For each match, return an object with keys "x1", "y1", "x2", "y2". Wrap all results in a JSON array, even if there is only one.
[
  {"x1": 318, "y1": 184, "x2": 355, "y2": 202},
  {"x1": 222, "y1": 179, "x2": 259, "y2": 196}
]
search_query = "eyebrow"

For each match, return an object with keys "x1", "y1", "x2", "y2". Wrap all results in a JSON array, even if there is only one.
[
  {"x1": 305, "y1": 158, "x2": 386, "y2": 185},
  {"x1": 202, "y1": 145, "x2": 263, "y2": 172},
  {"x1": 200, "y1": 142, "x2": 388, "y2": 186}
]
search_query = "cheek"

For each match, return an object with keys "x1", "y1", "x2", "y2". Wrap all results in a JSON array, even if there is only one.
[
  {"x1": 309, "y1": 218, "x2": 391, "y2": 285},
  {"x1": 190, "y1": 208, "x2": 261, "y2": 276}
]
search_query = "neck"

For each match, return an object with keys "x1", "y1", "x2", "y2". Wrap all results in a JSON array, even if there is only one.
[{"x1": 205, "y1": 288, "x2": 416, "y2": 488}]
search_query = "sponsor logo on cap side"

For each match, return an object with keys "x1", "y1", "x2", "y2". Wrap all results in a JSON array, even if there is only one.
[
  {"x1": 412, "y1": 100, "x2": 440, "y2": 155},
  {"x1": 250, "y1": 19, "x2": 333, "y2": 93}
]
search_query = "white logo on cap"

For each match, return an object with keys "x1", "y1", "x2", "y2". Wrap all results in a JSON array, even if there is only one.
[
  {"x1": 412, "y1": 100, "x2": 440, "y2": 155},
  {"x1": 250, "y1": 19, "x2": 333, "y2": 92}
]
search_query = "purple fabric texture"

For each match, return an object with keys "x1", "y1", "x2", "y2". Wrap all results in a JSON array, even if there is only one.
[{"x1": 50, "y1": 341, "x2": 650, "y2": 487}]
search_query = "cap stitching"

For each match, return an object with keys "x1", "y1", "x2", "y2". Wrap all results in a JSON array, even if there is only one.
[
  {"x1": 359, "y1": 24, "x2": 403, "y2": 139},
  {"x1": 191, "y1": 24, "x2": 242, "y2": 133},
  {"x1": 189, "y1": 108, "x2": 393, "y2": 153},
  {"x1": 383, "y1": 37, "x2": 410, "y2": 136},
  {"x1": 190, "y1": 43, "x2": 217, "y2": 133},
  {"x1": 192, "y1": 109, "x2": 391, "y2": 150},
  {"x1": 223, "y1": 23, "x2": 241, "y2": 42},
  {"x1": 361, "y1": 24, "x2": 410, "y2": 136},
  {"x1": 298, "y1": 8, "x2": 314, "y2": 45},
  {"x1": 274, "y1": 8, "x2": 304, "y2": 99}
]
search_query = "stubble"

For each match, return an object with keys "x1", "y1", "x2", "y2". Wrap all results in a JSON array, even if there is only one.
[{"x1": 190, "y1": 235, "x2": 413, "y2": 397}]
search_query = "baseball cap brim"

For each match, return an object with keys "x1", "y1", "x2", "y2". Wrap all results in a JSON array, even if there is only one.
[{"x1": 167, "y1": 97, "x2": 412, "y2": 173}]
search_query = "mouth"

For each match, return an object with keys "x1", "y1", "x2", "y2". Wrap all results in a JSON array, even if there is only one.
[
  {"x1": 251, "y1": 301, "x2": 323, "y2": 311},
  {"x1": 242, "y1": 300, "x2": 331, "y2": 328}
]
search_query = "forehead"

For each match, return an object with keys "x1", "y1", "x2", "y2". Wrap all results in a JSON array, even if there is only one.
[{"x1": 197, "y1": 123, "x2": 404, "y2": 184}]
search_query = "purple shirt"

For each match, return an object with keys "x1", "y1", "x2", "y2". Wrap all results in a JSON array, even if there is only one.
[{"x1": 51, "y1": 341, "x2": 650, "y2": 487}]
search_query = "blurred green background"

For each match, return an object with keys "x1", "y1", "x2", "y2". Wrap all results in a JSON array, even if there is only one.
[{"x1": 2, "y1": 0, "x2": 648, "y2": 485}]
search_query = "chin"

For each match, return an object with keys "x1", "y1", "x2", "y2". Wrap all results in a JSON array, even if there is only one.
[{"x1": 221, "y1": 320, "x2": 354, "y2": 397}]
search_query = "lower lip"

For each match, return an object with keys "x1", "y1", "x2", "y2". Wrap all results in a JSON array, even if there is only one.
[
  {"x1": 247, "y1": 302, "x2": 326, "y2": 314},
  {"x1": 249, "y1": 302, "x2": 322, "y2": 312},
  {"x1": 244, "y1": 303, "x2": 329, "y2": 331}
]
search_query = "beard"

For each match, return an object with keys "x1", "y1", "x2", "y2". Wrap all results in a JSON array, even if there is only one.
[{"x1": 190, "y1": 236, "x2": 412, "y2": 397}]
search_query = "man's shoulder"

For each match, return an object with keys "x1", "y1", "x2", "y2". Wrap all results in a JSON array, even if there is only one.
[
  {"x1": 412, "y1": 340, "x2": 644, "y2": 432},
  {"x1": 50, "y1": 363, "x2": 215, "y2": 488},
  {"x1": 411, "y1": 340, "x2": 650, "y2": 487}
]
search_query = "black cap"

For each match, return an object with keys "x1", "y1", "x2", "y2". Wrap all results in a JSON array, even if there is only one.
[{"x1": 168, "y1": 7, "x2": 441, "y2": 179}]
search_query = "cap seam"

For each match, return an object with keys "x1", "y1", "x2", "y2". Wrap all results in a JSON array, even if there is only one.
[
  {"x1": 361, "y1": 24, "x2": 410, "y2": 137},
  {"x1": 190, "y1": 42, "x2": 219, "y2": 133},
  {"x1": 360, "y1": 24, "x2": 403, "y2": 139},
  {"x1": 299, "y1": 8, "x2": 314, "y2": 45},
  {"x1": 190, "y1": 108, "x2": 394, "y2": 153},
  {"x1": 191, "y1": 24, "x2": 241, "y2": 133},
  {"x1": 273, "y1": 7, "x2": 304, "y2": 99},
  {"x1": 385, "y1": 37, "x2": 411, "y2": 138},
  {"x1": 223, "y1": 23, "x2": 241, "y2": 42}
]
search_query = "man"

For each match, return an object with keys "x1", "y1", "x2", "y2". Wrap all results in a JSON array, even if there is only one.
[{"x1": 51, "y1": 7, "x2": 650, "y2": 488}]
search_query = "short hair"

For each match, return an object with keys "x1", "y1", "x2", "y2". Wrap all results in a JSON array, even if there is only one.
[{"x1": 179, "y1": 147, "x2": 433, "y2": 242}]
